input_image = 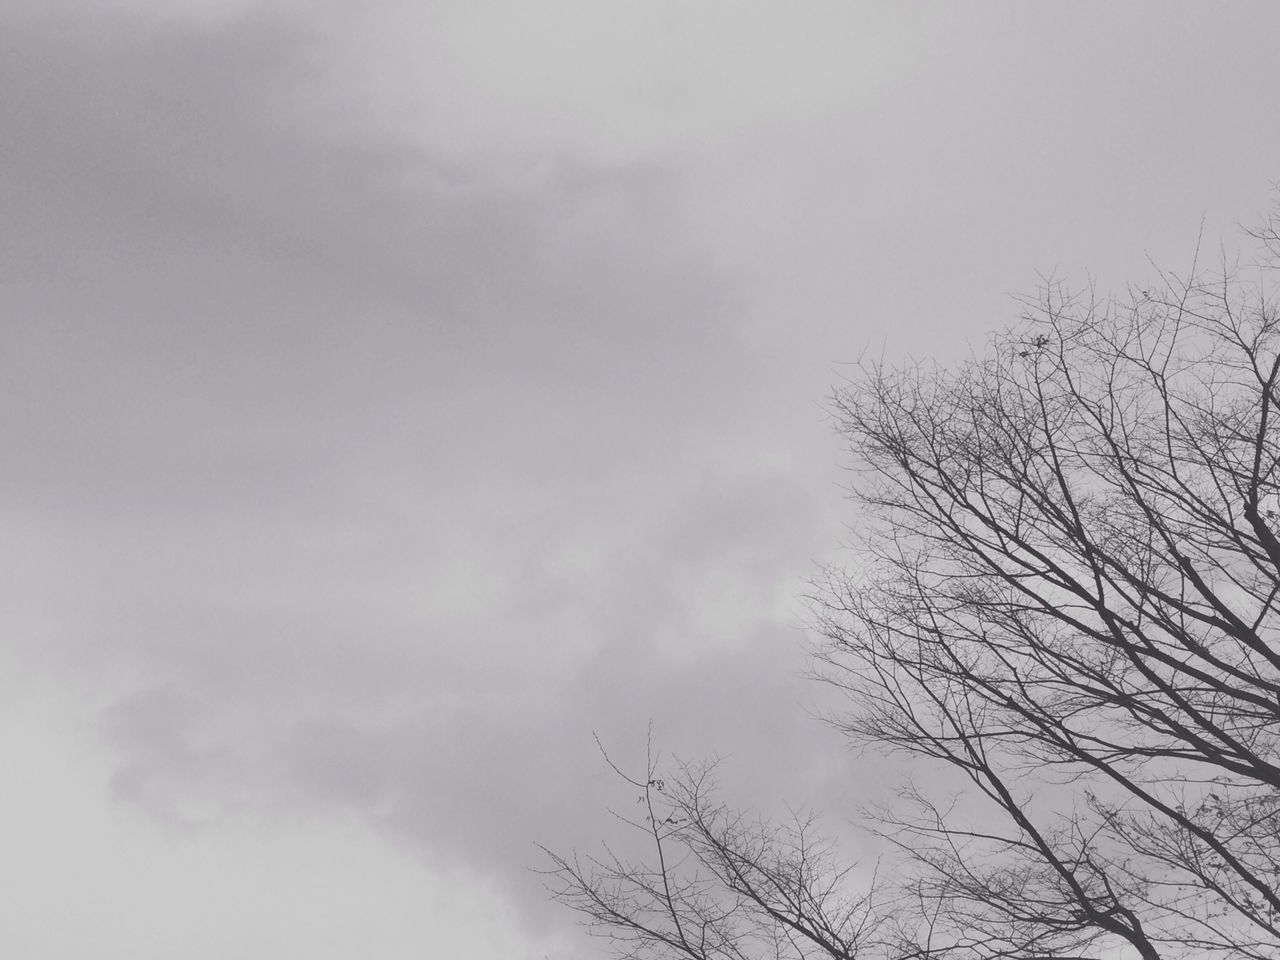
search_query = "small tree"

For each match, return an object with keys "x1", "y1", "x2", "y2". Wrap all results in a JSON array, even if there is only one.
[{"x1": 545, "y1": 210, "x2": 1280, "y2": 960}]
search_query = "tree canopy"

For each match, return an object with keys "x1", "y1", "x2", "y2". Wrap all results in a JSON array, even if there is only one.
[{"x1": 545, "y1": 210, "x2": 1280, "y2": 960}]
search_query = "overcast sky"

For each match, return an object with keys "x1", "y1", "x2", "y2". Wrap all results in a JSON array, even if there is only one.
[{"x1": 4, "y1": 3, "x2": 1280, "y2": 958}]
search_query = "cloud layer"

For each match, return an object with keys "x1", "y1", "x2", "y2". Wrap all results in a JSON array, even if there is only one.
[{"x1": 7, "y1": 3, "x2": 1280, "y2": 957}]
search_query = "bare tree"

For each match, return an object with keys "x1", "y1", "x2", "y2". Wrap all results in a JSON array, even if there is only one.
[
  {"x1": 546, "y1": 209, "x2": 1280, "y2": 960},
  {"x1": 541, "y1": 735, "x2": 882, "y2": 960}
]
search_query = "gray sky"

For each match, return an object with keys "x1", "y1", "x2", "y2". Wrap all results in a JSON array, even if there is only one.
[{"x1": 4, "y1": 3, "x2": 1280, "y2": 957}]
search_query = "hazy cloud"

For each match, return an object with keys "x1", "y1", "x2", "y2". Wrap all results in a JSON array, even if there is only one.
[{"x1": 7, "y1": 3, "x2": 1280, "y2": 958}]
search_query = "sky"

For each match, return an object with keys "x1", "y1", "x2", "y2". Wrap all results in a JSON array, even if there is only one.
[{"x1": 4, "y1": 3, "x2": 1280, "y2": 957}]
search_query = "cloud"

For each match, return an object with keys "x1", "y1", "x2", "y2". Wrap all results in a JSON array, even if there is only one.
[
  {"x1": 0, "y1": 678, "x2": 528, "y2": 960},
  {"x1": 11, "y1": 3, "x2": 1280, "y2": 957},
  {"x1": 1, "y1": 8, "x2": 849, "y2": 952}
]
